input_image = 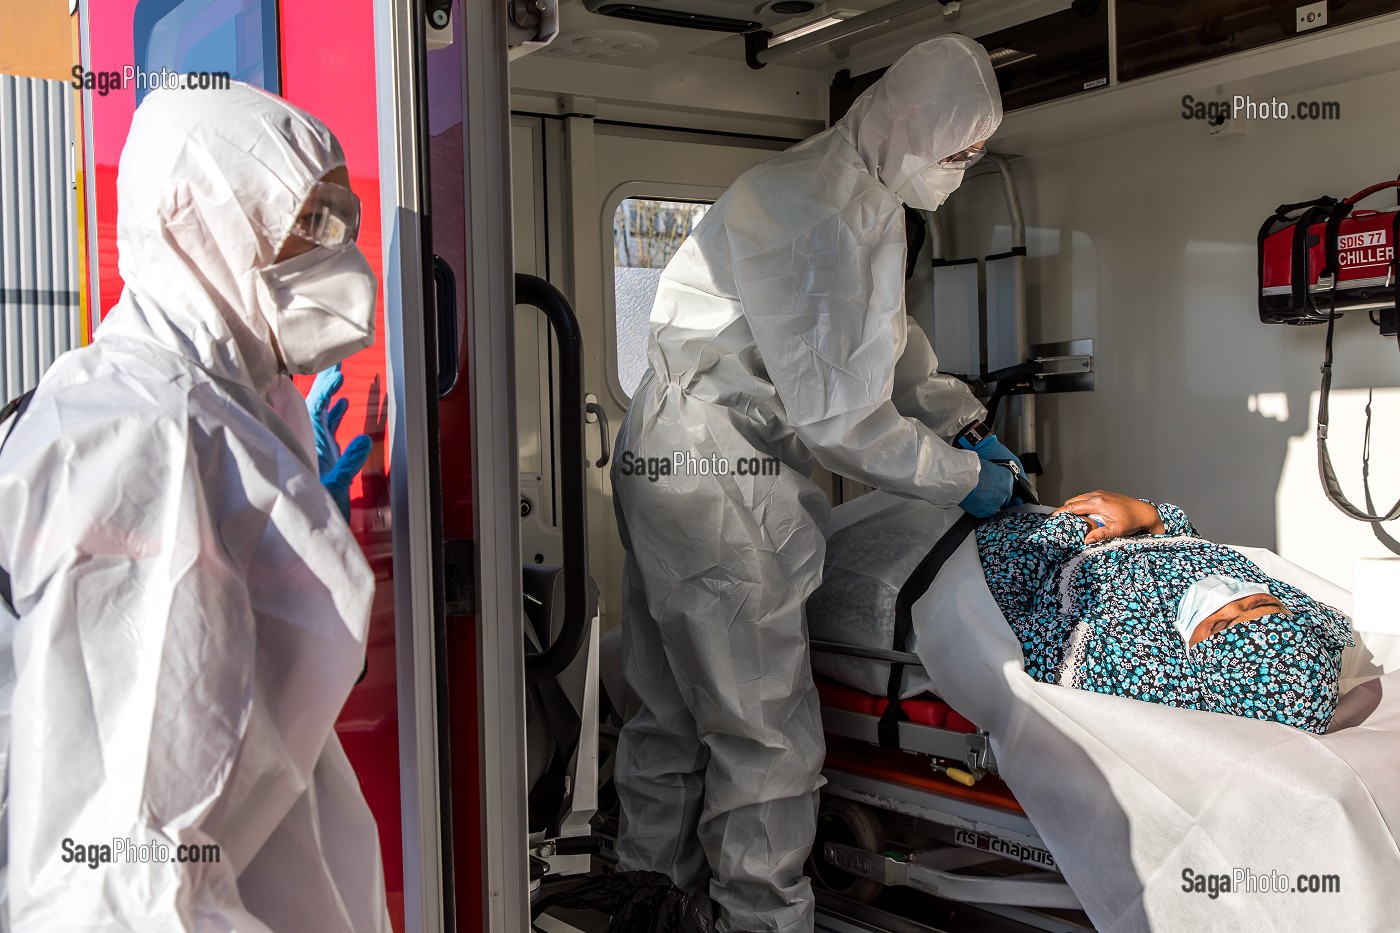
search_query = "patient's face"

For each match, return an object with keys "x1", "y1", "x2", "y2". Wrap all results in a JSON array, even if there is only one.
[{"x1": 1189, "y1": 593, "x2": 1291, "y2": 646}]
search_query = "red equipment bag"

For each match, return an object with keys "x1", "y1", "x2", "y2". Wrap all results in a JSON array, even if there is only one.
[
  {"x1": 1258, "y1": 179, "x2": 1400, "y2": 524},
  {"x1": 1258, "y1": 180, "x2": 1400, "y2": 326}
]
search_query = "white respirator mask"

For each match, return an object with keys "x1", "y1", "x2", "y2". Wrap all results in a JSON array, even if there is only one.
[
  {"x1": 895, "y1": 164, "x2": 966, "y2": 212},
  {"x1": 256, "y1": 244, "x2": 378, "y2": 375},
  {"x1": 893, "y1": 142, "x2": 985, "y2": 212}
]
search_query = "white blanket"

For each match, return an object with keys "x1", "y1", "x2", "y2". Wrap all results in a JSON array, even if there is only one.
[{"x1": 825, "y1": 492, "x2": 1400, "y2": 933}]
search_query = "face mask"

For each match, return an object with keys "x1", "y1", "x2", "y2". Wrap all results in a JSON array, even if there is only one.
[
  {"x1": 895, "y1": 164, "x2": 965, "y2": 212},
  {"x1": 256, "y1": 245, "x2": 378, "y2": 375},
  {"x1": 1174, "y1": 575, "x2": 1274, "y2": 644}
]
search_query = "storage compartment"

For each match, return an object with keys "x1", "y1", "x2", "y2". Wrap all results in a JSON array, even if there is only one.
[
  {"x1": 830, "y1": 1, "x2": 1109, "y2": 120},
  {"x1": 976, "y1": 0, "x2": 1109, "y2": 111},
  {"x1": 1117, "y1": 0, "x2": 1400, "y2": 82}
]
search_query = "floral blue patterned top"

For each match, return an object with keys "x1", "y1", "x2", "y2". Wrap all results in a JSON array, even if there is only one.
[{"x1": 974, "y1": 505, "x2": 1354, "y2": 733}]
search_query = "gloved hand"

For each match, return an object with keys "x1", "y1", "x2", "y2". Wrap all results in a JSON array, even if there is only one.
[
  {"x1": 307, "y1": 364, "x2": 372, "y2": 521},
  {"x1": 961, "y1": 432, "x2": 1024, "y2": 477},
  {"x1": 959, "y1": 462, "x2": 1014, "y2": 518}
]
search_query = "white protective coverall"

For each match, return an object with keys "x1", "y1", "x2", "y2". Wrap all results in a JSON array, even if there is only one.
[
  {"x1": 0, "y1": 84, "x2": 389, "y2": 931},
  {"x1": 611, "y1": 35, "x2": 1002, "y2": 933}
]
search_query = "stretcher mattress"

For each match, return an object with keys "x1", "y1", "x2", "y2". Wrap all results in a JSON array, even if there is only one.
[
  {"x1": 822, "y1": 492, "x2": 1400, "y2": 933},
  {"x1": 814, "y1": 675, "x2": 977, "y2": 733}
]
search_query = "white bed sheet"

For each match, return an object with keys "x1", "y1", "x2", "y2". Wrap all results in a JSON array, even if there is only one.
[{"x1": 825, "y1": 492, "x2": 1400, "y2": 933}]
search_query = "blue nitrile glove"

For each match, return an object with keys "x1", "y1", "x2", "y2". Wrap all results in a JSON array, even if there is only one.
[
  {"x1": 959, "y1": 462, "x2": 1014, "y2": 518},
  {"x1": 961, "y1": 432, "x2": 1025, "y2": 478},
  {"x1": 322, "y1": 435, "x2": 371, "y2": 520},
  {"x1": 307, "y1": 364, "x2": 372, "y2": 520}
]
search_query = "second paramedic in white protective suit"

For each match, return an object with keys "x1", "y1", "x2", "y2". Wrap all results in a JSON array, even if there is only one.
[
  {"x1": 612, "y1": 36, "x2": 1008, "y2": 933},
  {"x1": 0, "y1": 84, "x2": 389, "y2": 931}
]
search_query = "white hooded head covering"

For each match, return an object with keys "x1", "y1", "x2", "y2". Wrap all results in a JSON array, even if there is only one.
[
  {"x1": 840, "y1": 34, "x2": 1003, "y2": 210},
  {"x1": 107, "y1": 81, "x2": 375, "y2": 396}
]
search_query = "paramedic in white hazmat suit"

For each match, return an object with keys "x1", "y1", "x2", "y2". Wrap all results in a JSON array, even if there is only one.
[
  {"x1": 0, "y1": 84, "x2": 389, "y2": 930},
  {"x1": 612, "y1": 36, "x2": 1009, "y2": 933}
]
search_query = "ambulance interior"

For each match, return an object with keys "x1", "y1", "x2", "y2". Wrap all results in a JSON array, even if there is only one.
[
  {"x1": 484, "y1": 0, "x2": 1400, "y2": 930},
  {"x1": 13, "y1": 0, "x2": 1399, "y2": 928}
]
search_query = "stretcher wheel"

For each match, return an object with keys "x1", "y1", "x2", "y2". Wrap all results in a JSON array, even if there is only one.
[{"x1": 808, "y1": 796, "x2": 885, "y2": 904}]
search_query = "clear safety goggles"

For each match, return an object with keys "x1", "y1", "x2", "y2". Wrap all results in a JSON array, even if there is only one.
[
  {"x1": 938, "y1": 142, "x2": 987, "y2": 169},
  {"x1": 288, "y1": 181, "x2": 361, "y2": 250}
]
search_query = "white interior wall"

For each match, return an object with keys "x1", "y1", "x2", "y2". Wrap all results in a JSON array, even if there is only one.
[{"x1": 942, "y1": 66, "x2": 1400, "y2": 588}]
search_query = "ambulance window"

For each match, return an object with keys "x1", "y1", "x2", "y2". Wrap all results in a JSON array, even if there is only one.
[
  {"x1": 133, "y1": 0, "x2": 279, "y2": 103},
  {"x1": 612, "y1": 197, "x2": 711, "y2": 398}
]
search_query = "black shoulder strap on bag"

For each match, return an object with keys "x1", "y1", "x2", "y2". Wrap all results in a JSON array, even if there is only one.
[
  {"x1": 0, "y1": 389, "x2": 37, "y2": 616},
  {"x1": 877, "y1": 511, "x2": 983, "y2": 749},
  {"x1": 1316, "y1": 295, "x2": 1400, "y2": 523}
]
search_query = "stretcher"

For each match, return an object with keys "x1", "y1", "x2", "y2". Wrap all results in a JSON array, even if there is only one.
[
  {"x1": 808, "y1": 645, "x2": 1091, "y2": 933},
  {"x1": 810, "y1": 491, "x2": 1400, "y2": 933},
  {"x1": 803, "y1": 491, "x2": 1089, "y2": 929}
]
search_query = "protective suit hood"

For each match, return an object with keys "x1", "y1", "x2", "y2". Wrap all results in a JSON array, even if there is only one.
[
  {"x1": 105, "y1": 82, "x2": 372, "y2": 396},
  {"x1": 839, "y1": 35, "x2": 1002, "y2": 203}
]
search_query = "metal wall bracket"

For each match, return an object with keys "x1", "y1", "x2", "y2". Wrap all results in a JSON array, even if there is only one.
[
  {"x1": 1030, "y1": 338, "x2": 1094, "y2": 393},
  {"x1": 744, "y1": 30, "x2": 772, "y2": 70}
]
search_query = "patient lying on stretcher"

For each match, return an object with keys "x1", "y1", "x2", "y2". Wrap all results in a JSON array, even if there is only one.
[{"x1": 977, "y1": 491, "x2": 1354, "y2": 734}]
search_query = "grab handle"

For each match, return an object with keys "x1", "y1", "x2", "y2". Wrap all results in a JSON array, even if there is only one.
[
  {"x1": 516, "y1": 273, "x2": 590, "y2": 684},
  {"x1": 586, "y1": 400, "x2": 610, "y2": 468}
]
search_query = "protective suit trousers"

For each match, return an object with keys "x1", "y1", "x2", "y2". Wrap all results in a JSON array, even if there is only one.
[{"x1": 613, "y1": 382, "x2": 828, "y2": 933}]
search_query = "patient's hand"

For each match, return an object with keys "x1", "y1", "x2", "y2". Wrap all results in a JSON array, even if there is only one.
[{"x1": 1053, "y1": 491, "x2": 1165, "y2": 545}]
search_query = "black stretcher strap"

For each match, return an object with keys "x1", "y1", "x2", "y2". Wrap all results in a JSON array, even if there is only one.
[
  {"x1": 877, "y1": 511, "x2": 984, "y2": 749},
  {"x1": 0, "y1": 389, "x2": 36, "y2": 617}
]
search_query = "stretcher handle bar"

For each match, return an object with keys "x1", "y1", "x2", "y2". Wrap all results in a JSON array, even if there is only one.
[
  {"x1": 751, "y1": 0, "x2": 938, "y2": 66},
  {"x1": 824, "y1": 844, "x2": 1081, "y2": 910},
  {"x1": 810, "y1": 638, "x2": 923, "y2": 667},
  {"x1": 517, "y1": 273, "x2": 590, "y2": 684}
]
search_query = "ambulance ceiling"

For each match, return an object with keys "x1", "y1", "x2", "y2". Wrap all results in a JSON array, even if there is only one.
[
  {"x1": 509, "y1": 0, "x2": 1067, "y2": 132},
  {"x1": 511, "y1": 0, "x2": 1400, "y2": 147},
  {"x1": 533, "y1": 0, "x2": 1062, "y2": 73}
]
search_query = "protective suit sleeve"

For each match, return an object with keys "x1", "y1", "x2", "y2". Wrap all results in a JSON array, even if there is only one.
[
  {"x1": 730, "y1": 204, "x2": 981, "y2": 506},
  {"x1": 891, "y1": 317, "x2": 986, "y2": 440},
  {"x1": 3, "y1": 406, "x2": 369, "y2": 932}
]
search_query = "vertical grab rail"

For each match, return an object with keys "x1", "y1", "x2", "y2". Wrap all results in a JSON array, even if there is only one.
[
  {"x1": 983, "y1": 154, "x2": 1035, "y2": 489},
  {"x1": 515, "y1": 273, "x2": 590, "y2": 683}
]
